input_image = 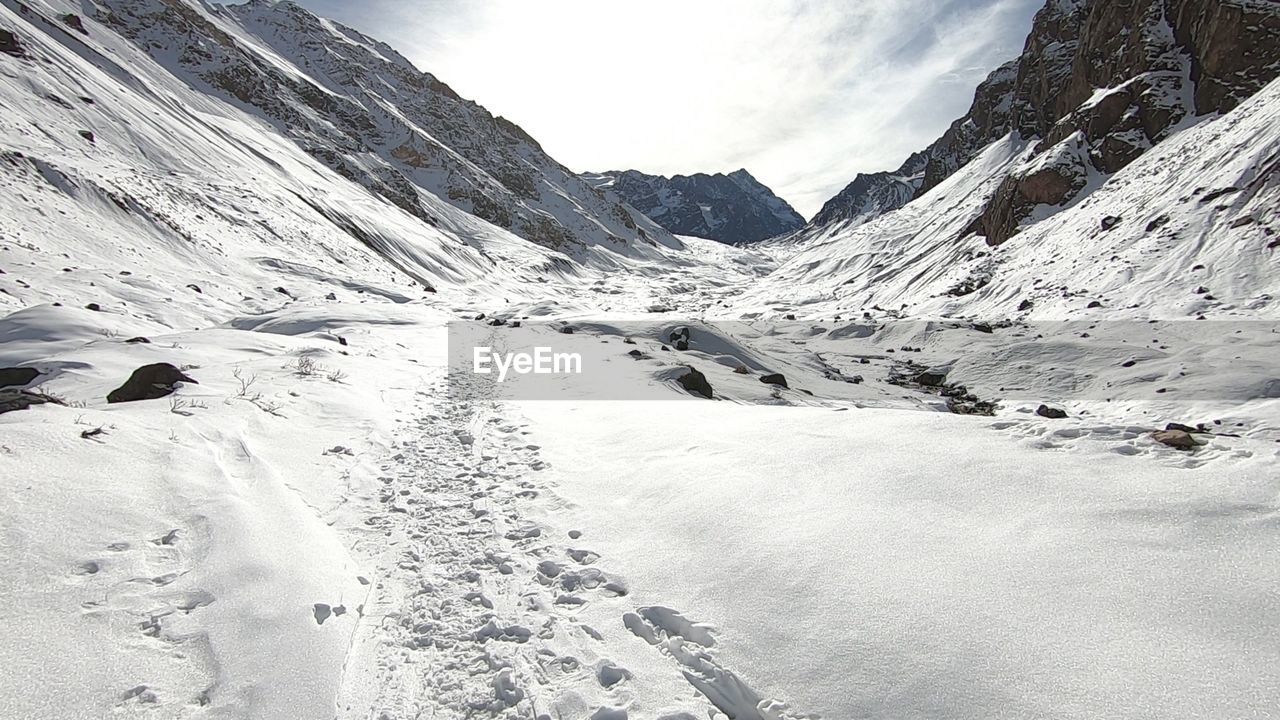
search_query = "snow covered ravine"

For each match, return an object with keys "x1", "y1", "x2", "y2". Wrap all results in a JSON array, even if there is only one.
[{"x1": 2, "y1": 0, "x2": 1279, "y2": 717}]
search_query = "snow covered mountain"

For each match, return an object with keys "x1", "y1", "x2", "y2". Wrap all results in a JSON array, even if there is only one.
[
  {"x1": 804, "y1": 0, "x2": 1280, "y2": 239},
  {"x1": 3, "y1": 0, "x2": 1280, "y2": 719},
  {"x1": 95, "y1": 0, "x2": 678, "y2": 258},
  {"x1": 583, "y1": 168, "x2": 805, "y2": 244}
]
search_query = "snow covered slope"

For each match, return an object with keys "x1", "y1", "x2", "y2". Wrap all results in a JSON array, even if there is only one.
[
  {"x1": 2, "y1": 0, "x2": 1279, "y2": 719},
  {"x1": 92, "y1": 0, "x2": 676, "y2": 257},
  {"x1": 739, "y1": 75, "x2": 1279, "y2": 320},
  {"x1": 801, "y1": 0, "x2": 1280, "y2": 241},
  {"x1": 584, "y1": 168, "x2": 805, "y2": 245}
]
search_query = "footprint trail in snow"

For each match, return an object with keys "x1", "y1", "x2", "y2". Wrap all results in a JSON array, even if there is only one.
[{"x1": 336, "y1": 372, "x2": 646, "y2": 719}]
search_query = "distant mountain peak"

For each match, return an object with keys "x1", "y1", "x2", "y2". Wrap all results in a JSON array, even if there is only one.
[{"x1": 584, "y1": 168, "x2": 804, "y2": 245}]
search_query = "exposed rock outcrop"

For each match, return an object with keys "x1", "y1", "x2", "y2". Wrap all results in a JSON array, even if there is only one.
[{"x1": 0, "y1": 28, "x2": 24, "y2": 57}]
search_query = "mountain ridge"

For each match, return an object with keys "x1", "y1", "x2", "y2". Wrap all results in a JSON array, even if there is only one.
[
  {"x1": 90, "y1": 0, "x2": 680, "y2": 261},
  {"x1": 583, "y1": 167, "x2": 805, "y2": 245}
]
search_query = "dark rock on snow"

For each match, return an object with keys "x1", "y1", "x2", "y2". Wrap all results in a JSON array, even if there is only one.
[
  {"x1": 916, "y1": 370, "x2": 948, "y2": 387},
  {"x1": 107, "y1": 363, "x2": 197, "y2": 403},
  {"x1": 1036, "y1": 404, "x2": 1068, "y2": 419},
  {"x1": 60, "y1": 14, "x2": 89, "y2": 35},
  {"x1": 677, "y1": 367, "x2": 713, "y2": 399},
  {"x1": 0, "y1": 29, "x2": 24, "y2": 57},
  {"x1": 0, "y1": 367, "x2": 40, "y2": 389},
  {"x1": 1151, "y1": 429, "x2": 1201, "y2": 450},
  {"x1": 759, "y1": 373, "x2": 789, "y2": 389},
  {"x1": 0, "y1": 389, "x2": 62, "y2": 415}
]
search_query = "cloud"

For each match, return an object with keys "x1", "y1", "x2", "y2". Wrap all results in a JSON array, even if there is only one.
[{"x1": 289, "y1": 0, "x2": 1042, "y2": 217}]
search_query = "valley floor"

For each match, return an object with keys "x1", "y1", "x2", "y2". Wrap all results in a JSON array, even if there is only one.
[{"x1": 2, "y1": 261, "x2": 1278, "y2": 719}]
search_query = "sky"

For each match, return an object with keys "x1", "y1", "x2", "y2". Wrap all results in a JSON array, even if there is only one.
[{"x1": 289, "y1": 0, "x2": 1043, "y2": 218}]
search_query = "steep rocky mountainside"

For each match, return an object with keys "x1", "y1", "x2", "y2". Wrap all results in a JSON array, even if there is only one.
[
  {"x1": 737, "y1": 73, "x2": 1279, "y2": 320},
  {"x1": 583, "y1": 168, "x2": 805, "y2": 244},
  {"x1": 805, "y1": 0, "x2": 1280, "y2": 241},
  {"x1": 1, "y1": 0, "x2": 739, "y2": 334},
  {"x1": 91, "y1": 0, "x2": 676, "y2": 257}
]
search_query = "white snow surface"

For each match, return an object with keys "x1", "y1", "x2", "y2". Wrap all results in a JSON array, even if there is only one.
[{"x1": 1, "y1": 2, "x2": 1279, "y2": 719}]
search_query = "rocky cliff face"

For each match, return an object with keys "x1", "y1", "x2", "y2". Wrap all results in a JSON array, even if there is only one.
[
  {"x1": 91, "y1": 0, "x2": 675, "y2": 256},
  {"x1": 805, "y1": 0, "x2": 1280, "y2": 245},
  {"x1": 585, "y1": 169, "x2": 804, "y2": 244}
]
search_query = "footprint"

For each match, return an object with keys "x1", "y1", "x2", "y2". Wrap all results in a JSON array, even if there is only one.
[
  {"x1": 568, "y1": 549, "x2": 600, "y2": 565},
  {"x1": 74, "y1": 560, "x2": 101, "y2": 576},
  {"x1": 624, "y1": 606, "x2": 716, "y2": 647},
  {"x1": 121, "y1": 685, "x2": 158, "y2": 704},
  {"x1": 130, "y1": 572, "x2": 180, "y2": 587},
  {"x1": 176, "y1": 590, "x2": 215, "y2": 612},
  {"x1": 596, "y1": 662, "x2": 631, "y2": 688},
  {"x1": 151, "y1": 530, "x2": 180, "y2": 546},
  {"x1": 474, "y1": 619, "x2": 532, "y2": 644},
  {"x1": 505, "y1": 525, "x2": 542, "y2": 540}
]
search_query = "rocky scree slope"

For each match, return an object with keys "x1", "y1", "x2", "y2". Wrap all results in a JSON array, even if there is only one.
[
  {"x1": 803, "y1": 0, "x2": 1280, "y2": 242},
  {"x1": 584, "y1": 168, "x2": 805, "y2": 244}
]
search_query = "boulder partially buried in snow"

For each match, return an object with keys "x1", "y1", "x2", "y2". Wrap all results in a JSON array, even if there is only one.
[
  {"x1": 677, "y1": 367, "x2": 713, "y2": 399},
  {"x1": 0, "y1": 367, "x2": 40, "y2": 388},
  {"x1": 759, "y1": 373, "x2": 788, "y2": 389},
  {"x1": 1151, "y1": 429, "x2": 1201, "y2": 451},
  {"x1": 0, "y1": 389, "x2": 61, "y2": 415},
  {"x1": 668, "y1": 326, "x2": 691, "y2": 351},
  {"x1": 1036, "y1": 404, "x2": 1068, "y2": 419},
  {"x1": 916, "y1": 369, "x2": 948, "y2": 387},
  {"x1": 106, "y1": 363, "x2": 197, "y2": 403}
]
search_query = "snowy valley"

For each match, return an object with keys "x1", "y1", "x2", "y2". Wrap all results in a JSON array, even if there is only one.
[{"x1": 1, "y1": 0, "x2": 1278, "y2": 719}]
